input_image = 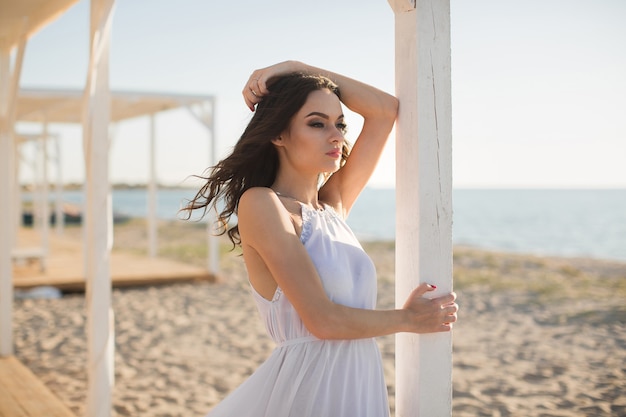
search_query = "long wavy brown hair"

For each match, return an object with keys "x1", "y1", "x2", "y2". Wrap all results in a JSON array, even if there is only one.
[{"x1": 180, "y1": 72, "x2": 351, "y2": 246}]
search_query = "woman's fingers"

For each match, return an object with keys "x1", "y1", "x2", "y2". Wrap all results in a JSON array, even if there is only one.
[
  {"x1": 250, "y1": 72, "x2": 269, "y2": 95},
  {"x1": 242, "y1": 78, "x2": 260, "y2": 111},
  {"x1": 443, "y1": 306, "x2": 458, "y2": 322},
  {"x1": 242, "y1": 68, "x2": 276, "y2": 110},
  {"x1": 242, "y1": 62, "x2": 299, "y2": 111},
  {"x1": 440, "y1": 302, "x2": 458, "y2": 329},
  {"x1": 438, "y1": 323, "x2": 453, "y2": 332},
  {"x1": 442, "y1": 303, "x2": 458, "y2": 316},
  {"x1": 405, "y1": 282, "x2": 436, "y2": 301},
  {"x1": 432, "y1": 291, "x2": 457, "y2": 306},
  {"x1": 242, "y1": 73, "x2": 263, "y2": 110},
  {"x1": 249, "y1": 77, "x2": 261, "y2": 97}
]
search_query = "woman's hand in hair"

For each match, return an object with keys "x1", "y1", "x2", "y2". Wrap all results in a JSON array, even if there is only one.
[{"x1": 242, "y1": 61, "x2": 303, "y2": 111}]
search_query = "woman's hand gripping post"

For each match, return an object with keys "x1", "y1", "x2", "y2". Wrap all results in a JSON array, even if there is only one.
[{"x1": 402, "y1": 283, "x2": 458, "y2": 333}]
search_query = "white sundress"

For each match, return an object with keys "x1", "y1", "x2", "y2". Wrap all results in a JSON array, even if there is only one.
[{"x1": 205, "y1": 202, "x2": 390, "y2": 417}]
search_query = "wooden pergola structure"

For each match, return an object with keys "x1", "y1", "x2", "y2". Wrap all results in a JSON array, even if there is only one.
[
  {"x1": 15, "y1": 88, "x2": 217, "y2": 262},
  {"x1": 0, "y1": 0, "x2": 452, "y2": 415},
  {"x1": 2, "y1": 0, "x2": 81, "y2": 356}
]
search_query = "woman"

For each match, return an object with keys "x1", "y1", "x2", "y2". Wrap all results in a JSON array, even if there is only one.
[{"x1": 184, "y1": 61, "x2": 458, "y2": 417}]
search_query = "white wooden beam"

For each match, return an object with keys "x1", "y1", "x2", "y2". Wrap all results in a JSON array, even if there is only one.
[
  {"x1": 388, "y1": 0, "x2": 453, "y2": 416},
  {"x1": 54, "y1": 135, "x2": 65, "y2": 235},
  {"x1": 13, "y1": 132, "x2": 21, "y2": 247},
  {"x1": 207, "y1": 98, "x2": 219, "y2": 278},
  {"x1": 0, "y1": 25, "x2": 27, "y2": 356},
  {"x1": 0, "y1": 48, "x2": 15, "y2": 357},
  {"x1": 186, "y1": 100, "x2": 219, "y2": 278},
  {"x1": 40, "y1": 121, "x2": 50, "y2": 260},
  {"x1": 147, "y1": 114, "x2": 158, "y2": 258},
  {"x1": 9, "y1": 28, "x2": 27, "y2": 253},
  {"x1": 83, "y1": 0, "x2": 115, "y2": 415}
]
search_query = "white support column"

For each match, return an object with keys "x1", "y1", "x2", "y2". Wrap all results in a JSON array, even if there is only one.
[
  {"x1": 207, "y1": 98, "x2": 219, "y2": 277},
  {"x1": 0, "y1": 47, "x2": 15, "y2": 357},
  {"x1": 40, "y1": 122, "x2": 50, "y2": 257},
  {"x1": 0, "y1": 28, "x2": 27, "y2": 356},
  {"x1": 54, "y1": 135, "x2": 65, "y2": 235},
  {"x1": 33, "y1": 140, "x2": 41, "y2": 231},
  {"x1": 83, "y1": 0, "x2": 115, "y2": 415},
  {"x1": 186, "y1": 100, "x2": 219, "y2": 278},
  {"x1": 388, "y1": 0, "x2": 453, "y2": 416},
  {"x1": 13, "y1": 135, "x2": 22, "y2": 247},
  {"x1": 147, "y1": 114, "x2": 158, "y2": 258}
]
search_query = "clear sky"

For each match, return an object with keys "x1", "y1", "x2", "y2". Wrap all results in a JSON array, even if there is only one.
[{"x1": 17, "y1": 0, "x2": 626, "y2": 189}]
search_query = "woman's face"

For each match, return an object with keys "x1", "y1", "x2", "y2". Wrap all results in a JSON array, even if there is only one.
[{"x1": 275, "y1": 88, "x2": 346, "y2": 177}]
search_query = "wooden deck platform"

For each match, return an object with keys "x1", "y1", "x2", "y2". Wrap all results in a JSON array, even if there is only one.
[
  {"x1": 12, "y1": 228, "x2": 215, "y2": 292},
  {"x1": 0, "y1": 356, "x2": 76, "y2": 417}
]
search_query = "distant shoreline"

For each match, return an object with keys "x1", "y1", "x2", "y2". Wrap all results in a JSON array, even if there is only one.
[{"x1": 19, "y1": 188, "x2": 626, "y2": 263}]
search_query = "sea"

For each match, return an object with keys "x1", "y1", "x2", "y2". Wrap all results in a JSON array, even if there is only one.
[{"x1": 31, "y1": 188, "x2": 626, "y2": 263}]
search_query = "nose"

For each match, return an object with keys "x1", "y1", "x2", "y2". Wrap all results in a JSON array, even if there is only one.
[{"x1": 330, "y1": 127, "x2": 344, "y2": 144}]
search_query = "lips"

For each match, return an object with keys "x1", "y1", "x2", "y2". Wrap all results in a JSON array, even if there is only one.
[{"x1": 326, "y1": 149, "x2": 342, "y2": 158}]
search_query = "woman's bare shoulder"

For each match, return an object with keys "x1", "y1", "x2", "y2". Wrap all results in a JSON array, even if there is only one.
[
  {"x1": 239, "y1": 187, "x2": 303, "y2": 240},
  {"x1": 241, "y1": 186, "x2": 302, "y2": 216},
  {"x1": 239, "y1": 187, "x2": 302, "y2": 254},
  {"x1": 240, "y1": 186, "x2": 275, "y2": 204},
  {"x1": 239, "y1": 187, "x2": 290, "y2": 225},
  {"x1": 240, "y1": 186, "x2": 290, "y2": 214},
  {"x1": 238, "y1": 188, "x2": 279, "y2": 241}
]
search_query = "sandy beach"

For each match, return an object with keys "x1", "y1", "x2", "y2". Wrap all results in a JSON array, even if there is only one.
[{"x1": 12, "y1": 219, "x2": 626, "y2": 417}]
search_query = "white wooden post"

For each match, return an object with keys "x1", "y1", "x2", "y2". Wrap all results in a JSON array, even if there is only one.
[
  {"x1": 14, "y1": 137, "x2": 22, "y2": 246},
  {"x1": 388, "y1": 0, "x2": 454, "y2": 416},
  {"x1": 207, "y1": 98, "x2": 219, "y2": 277},
  {"x1": 40, "y1": 122, "x2": 50, "y2": 257},
  {"x1": 186, "y1": 99, "x2": 219, "y2": 278},
  {"x1": 12, "y1": 138, "x2": 18, "y2": 250},
  {"x1": 55, "y1": 135, "x2": 65, "y2": 235},
  {"x1": 147, "y1": 114, "x2": 158, "y2": 258},
  {"x1": 0, "y1": 29, "x2": 26, "y2": 356},
  {"x1": 83, "y1": 0, "x2": 115, "y2": 415},
  {"x1": 0, "y1": 47, "x2": 15, "y2": 357}
]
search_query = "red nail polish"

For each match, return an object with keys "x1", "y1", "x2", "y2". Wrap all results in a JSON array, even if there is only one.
[{"x1": 430, "y1": 284, "x2": 437, "y2": 289}]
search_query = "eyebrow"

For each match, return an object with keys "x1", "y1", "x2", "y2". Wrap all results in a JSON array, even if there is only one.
[{"x1": 305, "y1": 111, "x2": 344, "y2": 120}]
